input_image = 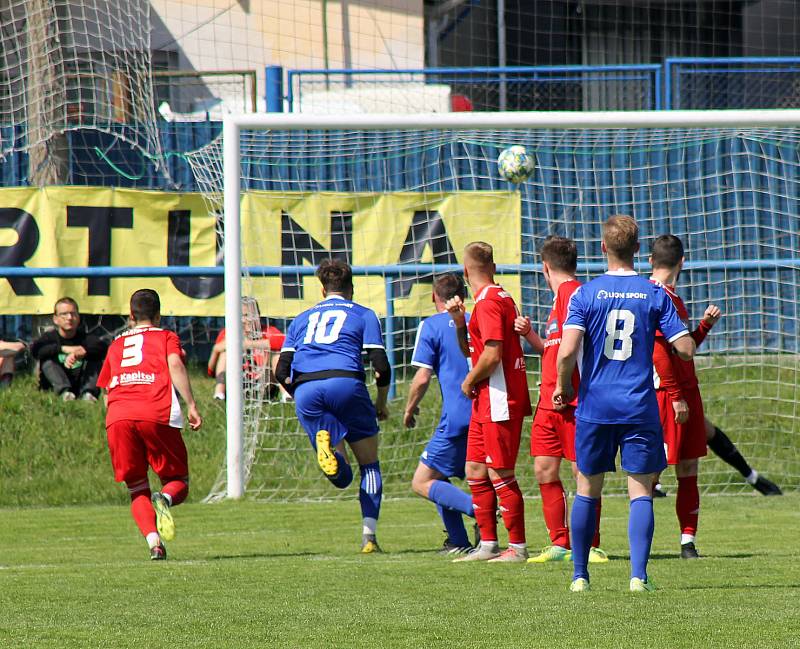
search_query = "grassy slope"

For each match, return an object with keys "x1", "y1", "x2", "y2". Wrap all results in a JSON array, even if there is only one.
[
  {"x1": 0, "y1": 496, "x2": 799, "y2": 648},
  {"x1": 0, "y1": 369, "x2": 228, "y2": 507}
]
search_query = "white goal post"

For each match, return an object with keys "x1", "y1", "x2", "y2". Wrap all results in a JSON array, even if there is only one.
[{"x1": 221, "y1": 109, "x2": 800, "y2": 500}]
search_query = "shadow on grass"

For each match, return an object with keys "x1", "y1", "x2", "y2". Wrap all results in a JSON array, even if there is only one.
[{"x1": 649, "y1": 552, "x2": 756, "y2": 560}]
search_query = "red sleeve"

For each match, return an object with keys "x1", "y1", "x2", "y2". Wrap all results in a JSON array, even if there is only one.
[
  {"x1": 263, "y1": 325, "x2": 286, "y2": 351},
  {"x1": 215, "y1": 329, "x2": 226, "y2": 345},
  {"x1": 653, "y1": 337, "x2": 684, "y2": 402},
  {"x1": 475, "y1": 298, "x2": 506, "y2": 343},
  {"x1": 166, "y1": 331, "x2": 184, "y2": 358},
  {"x1": 97, "y1": 355, "x2": 111, "y2": 389},
  {"x1": 691, "y1": 319, "x2": 713, "y2": 348}
]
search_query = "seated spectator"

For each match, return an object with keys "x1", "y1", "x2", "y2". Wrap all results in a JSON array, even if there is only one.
[
  {"x1": 31, "y1": 297, "x2": 108, "y2": 402},
  {"x1": 0, "y1": 339, "x2": 27, "y2": 389},
  {"x1": 208, "y1": 322, "x2": 287, "y2": 401}
]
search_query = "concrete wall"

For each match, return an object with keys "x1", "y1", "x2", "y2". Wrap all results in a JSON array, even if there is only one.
[{"x1": 150, "y1": 0, "x2": 426, "y2": 110}]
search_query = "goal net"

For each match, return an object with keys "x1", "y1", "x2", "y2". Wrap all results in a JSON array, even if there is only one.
[
  {"x1": 188, "y1": 112, "x2": 800, "y2": 501},
  {"x1": 0, "y1": 0, "x2": 163, "y2": 183}
]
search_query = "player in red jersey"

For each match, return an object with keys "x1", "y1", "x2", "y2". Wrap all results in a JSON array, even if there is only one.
[
  {"x1": 208, "y1": 305, "x2": 287, "y2": 402},
  {"x1": 446, "y1": 241, "x2": 532, "y2": 563},
  {"x1": 649, "y1": 235, "x2": 720, "y2": 559},
  {"x1": 514, "y1": 236, "x2": 608, "y2": 564},
  {"x1": 97, "y1": 289, "x2": 202, "y2": 561}
]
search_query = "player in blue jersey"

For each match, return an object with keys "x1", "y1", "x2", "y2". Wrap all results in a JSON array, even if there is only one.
[
  {"x1": 275, "y1": 259, "x2": 391, "y2": 553},
  {"x1": 403, "y1": 274, "x2": 476, "y2": 555},
  {"x1": 553, "y1": 215, "x2": 696, "y2": 593}
]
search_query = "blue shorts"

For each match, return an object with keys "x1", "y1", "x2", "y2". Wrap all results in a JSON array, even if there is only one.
[
  {"x1": 575, "y1": 419, "x2": 667, "y2": 476},
  {"x1": 293, "y1": 377, "x2": 379, "y2": 448},
  {"x1": 420, "y1": 424, "x2": 468, "y2": 480}
]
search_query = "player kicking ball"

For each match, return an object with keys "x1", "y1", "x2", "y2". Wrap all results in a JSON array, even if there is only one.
[
  {"x1": 98, "y1": 289, "x2": 202, "y2": 560},
  {"x1": 514, "y1": 236, "x2": 608, "y2": 565},
  {"x1": 554, "y1": 216, "x2": 695, "y2": 593},
  {"x1": 447, "y1": 242, "x2": 532, "y2": 563},
  {"x1": 404, "y1": 274, "x2": 476, "y2": 555},
  {"x1": 276, "y1": 259, "x2": 390, "y2": 553}
]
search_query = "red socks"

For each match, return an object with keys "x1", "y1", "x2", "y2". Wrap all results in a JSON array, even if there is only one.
[
  {"x1": 130, "y1": 491, "x2": 157, "y2": 538},
  {"x1": 162, "y1": 479, "x2": 189, "y2": 506},
  {"x1": 492, "y1": 476, "x2": 526, "y2": 545},
  {"x1": 539, "y1": 480, "x2": 570, "y2": 548},
  {"x1": 676, "y1": 475, "x2": 699, "y2": 536},
  {"x1": 467, "y1": 477, "x2": 498, "y2": 543}
]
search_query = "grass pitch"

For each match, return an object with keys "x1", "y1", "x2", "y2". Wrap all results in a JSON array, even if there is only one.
[{"x1": 1, "y1": 495, "x2": 798, "y2": 648}]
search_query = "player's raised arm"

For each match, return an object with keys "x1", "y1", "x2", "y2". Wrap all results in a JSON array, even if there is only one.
[
  {"x1": 168, "y1": 353, "x2": 202, "y2": 430},
  {"x1": 553, "y1": 327, "x2": 582, "y2": 409},
  {"x1": 691, "y1": 304, "x2": 721, "y2": 347},
  {"x1": 445, "y1": 295, "x2": 470, "y2": 357},
  {"x1": 514, "y1": 315, "x2": 545, "y2": 354}
]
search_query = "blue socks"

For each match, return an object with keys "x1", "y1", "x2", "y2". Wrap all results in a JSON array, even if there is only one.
[
  {"x1": 359, "y1": 462, "x2": 383, "y2": 521},
  {"x1": 428, "y1": 480, "x2": 474, "y2": 516},
  {"x1": 629, "y1": 496, "x2": 655, "y2": 581},
  {"x1": 429, "y1": 480, "x2": 474, "y2": 548},
  {"x1": 570, "y1": 494, "x2": 598, "y2": 581},
  {"x1": 327, "y1": 451, "x2": 353, "y2": 489}
]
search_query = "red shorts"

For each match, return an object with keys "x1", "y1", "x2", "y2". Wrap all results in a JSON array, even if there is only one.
[
  {"x1": 658, "y1": 387, "x2": 708, "y2": 465},
  {"x1": 107, "y1": 420, "x2": 189, "y2": 484},
  {"x1": 466, "y1": 418, "x2": 524, "y2": 470},
  {"x1": 530, "y1": 405, "x2": 576, "y2": 462}
]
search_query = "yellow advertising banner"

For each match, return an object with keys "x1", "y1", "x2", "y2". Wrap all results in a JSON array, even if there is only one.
[{"x1": 0, "y1": 187, "x2": 521, "y2": 317}]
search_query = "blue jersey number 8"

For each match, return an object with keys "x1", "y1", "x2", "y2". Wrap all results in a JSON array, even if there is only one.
[
  {"x1": 303, "y1": 309, "x2": 348, "y2": 345},
  {"x1": 603, "y1": 309, "x2": 635, "y2": 361}
]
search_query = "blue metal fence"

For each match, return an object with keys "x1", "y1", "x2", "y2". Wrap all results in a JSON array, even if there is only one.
[
  {"x1": 665, "y1": 57, "x2": 800, "y2": 110},
  {"x1": 285, "y1": 65, "x2": 661, "y2": 113}
]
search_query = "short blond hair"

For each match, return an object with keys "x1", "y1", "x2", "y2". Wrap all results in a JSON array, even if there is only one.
[
  {"x1": 603, "y1": 215, "x2": 639, "y2": 261},
  {"x1": 464, "y1": 241, "x2": 494, "y2": 267}
]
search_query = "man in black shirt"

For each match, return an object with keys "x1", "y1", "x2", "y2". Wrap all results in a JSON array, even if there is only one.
[{"x1": 31, "y1": 297, "x2": 108, "y2": 401}]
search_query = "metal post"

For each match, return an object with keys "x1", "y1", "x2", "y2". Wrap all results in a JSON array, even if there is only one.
[
  {"x1": 384, "y1": 276, "x2": 396, "y2": 400},
  {"x1": 265, "y1": 65, "x2": 284, "y2": 113},
  {"x1": 223, "y1": 119, "x2": 244, "y2": 499},
  {"x1": 497, "y1": 0, "x2": 507, "y2": 111}
]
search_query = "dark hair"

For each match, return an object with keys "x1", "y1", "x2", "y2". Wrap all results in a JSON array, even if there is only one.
[
  {"x1": 316, "y1": 258, "x2": 353, "y2": 293},
  {"x1": 603, "y1": 215, "x2": 639, "y2": 261},
  {"x1": 539, "y1": 236, "x2": 578, "y2": 273},
  {"x1": 433, "y1": 273, "x2": 466, "y2": 302},
  {"x1": 130, "y1": 289, "x2": 161, "y2": 322},
  {"x1": 650, "y1": 234, "x2": 684, "y2": 269},
  {"x1": 53, "y1": 297, "x2": 79, "y2": 315}
]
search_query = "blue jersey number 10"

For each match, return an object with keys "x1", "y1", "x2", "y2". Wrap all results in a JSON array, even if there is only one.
[{"x1": 303, "y1": 309, "x2": 348, "y2": 345}]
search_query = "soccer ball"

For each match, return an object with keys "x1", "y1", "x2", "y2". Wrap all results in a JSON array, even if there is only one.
[{"x1": 497, "y1": 145, "x2": 535, "y2": 184}]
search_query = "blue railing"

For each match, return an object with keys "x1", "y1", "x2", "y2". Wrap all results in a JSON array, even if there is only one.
[
  {"x1": 282, "y1": 65, "x2": 662, "y2": 113},
  {"x1": 665, "y1": 57, "x2": 800, "y2": 110}
]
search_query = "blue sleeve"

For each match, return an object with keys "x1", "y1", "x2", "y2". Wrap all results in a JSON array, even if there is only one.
[
  {"x1": 563, "y1": 285, "x2": 587, "y2": 331},
  {"x1": 282, "y1": 315, "x2": 302, "y2": 352},
  {"x1": 411, "y1": 319, "x2": 436, "y2": 369},
  {"x1": 656, "y1": 289, "x2": 689, "y2": 343},
  {"x1": 361, "y1": 309, "x2": 385, "y2": 349}
]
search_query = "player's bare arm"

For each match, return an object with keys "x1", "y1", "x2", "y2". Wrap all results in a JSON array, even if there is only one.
[
  {"x1": 0, "y1": 340, "x2": 25, "y2": 356},
  {"x1": 513, "y1": 315, "x2": 545, "y2": 354},
  {"x1": 672, "y1": 399, "x2": 690, "y2": 424},
  {"x1": 461, "y1": 339, "x2": 502, "y2": 398},
  {"x1": 403, "y1": 366, "x2": 433, "y2": 428},
  {"x1": 553, "y1": 328, "x2": 583, "y2": 409},
  {"x1": 445, "y1": 296, "x2": 470, "y2": 357},
  {"x1": 167, "y1": 353, "x2": 202, "y2": 430},
  {"x1": 670, "y1": 333, "x2": 696, "y2": 362}
]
